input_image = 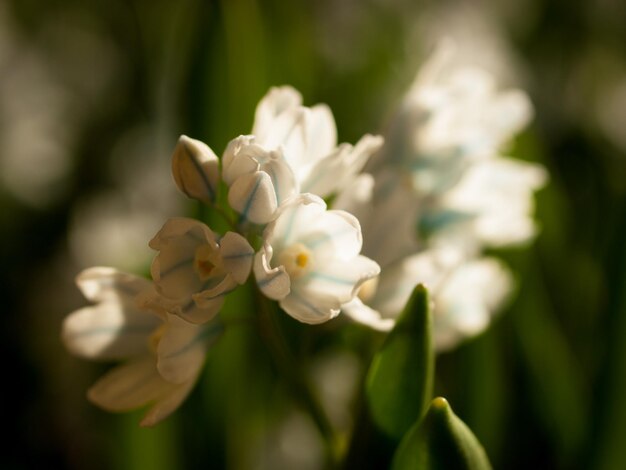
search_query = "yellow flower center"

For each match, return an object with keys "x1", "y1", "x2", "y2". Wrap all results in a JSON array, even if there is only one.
[
  {"x1": 194, "y1": 244, "x2": 219, "y2": 280},
  {"x1": 278, "y1": 243, "x2": 314, "y2": 279},
  {"x1": 296, "y1": 252, "x2": 309, "y2": 268}
]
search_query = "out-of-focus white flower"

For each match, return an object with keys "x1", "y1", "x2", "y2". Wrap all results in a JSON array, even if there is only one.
[
  {"x1": 254, "y1": 194, "x2": 380, "y2": 324},
  {"x1": 433, "y1": 257, "x2": 512, "y2": 351},
  {"x1": 61, "y1": 267, "x2": 222, "y2": 426},
  {"x1": 149, "y1": 218, "x2": 254, "y2": 323},
  {"x1": 62, "y1": 268, "x2": 161, "y2": 360},
  {"x1": 334, "y1": 171, "x2": 424, "y2": 268},
  {"x1": 342, "y1": 248, "x2": 456, "y2": 333},
  {"x1": 334, "y1": 44, "x2": 543, "y2": 351},
  {"x1": 431, "y1": 157, "x2": 548, "y2": 248},
  {"x1": 252, "y1": 86, "x2": 384, "y2": 198},
  {"x1": 342, "y1": 250, "x2": 512, "y2": 351},
  {"x1": 415, "y1": 2, "x2": 528, "y2": 86},
  {"x1": 222, "y1": 135, "x2": 298, "y2": 225},
  {"x1": 375, "y1": 41, "x2": 533, "y2": 196},
  {"x1": 171, "y1": 135, "x2": 220, "y2": 204}
]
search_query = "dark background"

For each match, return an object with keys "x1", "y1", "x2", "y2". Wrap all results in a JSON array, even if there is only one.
[{"x1": 1, "y1": 0, "x2": 625, "y2": 468}]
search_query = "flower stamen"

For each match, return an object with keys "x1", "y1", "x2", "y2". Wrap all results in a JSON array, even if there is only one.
[
  {"x1": 278, "y1": 243, "x2": 313, "y2": 279},
  {"x1": 194, "y1": 245, "x2": 219, "y2": 280}
]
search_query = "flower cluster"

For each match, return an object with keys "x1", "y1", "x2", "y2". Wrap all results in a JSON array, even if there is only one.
[
  {"x1": 62, "y1": 43, "x2": 547, "y2": 424},
  {"x1": 62, "y1": 86, "x2": 383, "y2": 424},
  {"x1": 339, "y1": 43, "x2": 547, "y2": 350}
]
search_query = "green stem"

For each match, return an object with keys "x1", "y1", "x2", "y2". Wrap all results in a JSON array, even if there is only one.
[
  {"x1": 211, "y1": 203, "x2": 237, "y2": 231},
  {"x1": 254, "y1": 289, "x2": 340, "y2": 468}
]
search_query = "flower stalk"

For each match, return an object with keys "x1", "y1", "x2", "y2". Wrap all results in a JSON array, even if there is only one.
[{"x1": 255, "y1": 287, "x2": 341, "y2": 468}]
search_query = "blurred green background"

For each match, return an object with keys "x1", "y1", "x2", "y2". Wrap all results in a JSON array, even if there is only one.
[{"x1": 2, "y1": 0, "x2": 625, "y2": 469}]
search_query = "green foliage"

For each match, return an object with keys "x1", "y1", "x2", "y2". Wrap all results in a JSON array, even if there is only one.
[
  {"x1": 366, "y1": 285, "x2": 434, "y2": 439},
  {"x1": 391, "y1": 397, "x2": 492, "y2": 470}
]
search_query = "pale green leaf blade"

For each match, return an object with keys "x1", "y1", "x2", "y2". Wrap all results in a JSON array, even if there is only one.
[
  {"x1": 392, "y1": 397, "x2": 492, "y2": 470},
  {"x1": 366, "y1": 284, "x2": 434, "y2": 438}
]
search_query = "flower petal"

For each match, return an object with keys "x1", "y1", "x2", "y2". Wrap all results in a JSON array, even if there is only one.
[
  {"x1": 438, "y1": 157, "x2": 547, "y2": 247},
  {"x1": 300, "y1": 210, "x2": 363, "y2": 261},
  {"x1": 219, "y1": 231, "x2": 254, "y2": 284},
  {"x1": 302, "y1": 134, "x2": 383, "y2": 197},
  {"x1": 87, "y1": 357, "x2": 170, "y2": 412},
  {"x1": 76, "y1": 267, "x2": 152, "y2": 304},
  {"x1": 149, "y1": 218, "x2": 219, "y2": 301},
  {"x1": 279, "y1": 289, "x2": 340, "y2": 325},
  {"x1": 435, "y1": 257, "x2": 512, "y2": 351},
  {"x1": 341, "y1": 298, "x2": 394, "y2": 331},
  {"x1": 300, "y1": 254, "x2": 380, "y2": 306},
  {"x1": 221, "y1": 136, "x2": 263, "y2": 186},
  {"x1": 254, "y1": 245, "x2": 290, "y2": 300},
  {"x1": 265, "y1": 195, "x2": 362, "y2": 261},
  {"x1": 139, "y1": 378, "x2": 196, "y2": 427},
  {"x1": 333, "y1": 173, "x2": 374, "y2": 225},
  {"x1": 266, "y1": 107, "x2": 309, "y2": 161},
  {"x1": 252, "y1": 86, "x2": 303, "y2": 141},
  {"x1": 371, "y1": 249, "x2": 459, "y2": 318},
  {"x1": 171, "y1": 135, "x2": 219, "y2": 204},
  {"x1": 305, "y1": 104, "x2": 338, "y2": 161},
  {"x1": 304, "y1": 255, "x2": 380, "y2": 308},
  {"x1": 157, "y1": 314, "x2": 223, "y2": 384},
  {"x1": 168, "y1": 297, "x2": 220, "y2": 324},
  {"x1": 228, "y1": 171, "x2": 278, "y2": 225},
  {"x1": 62, "y1": 302, "x2": 158, "y2": 360},
  {"x1": 260, "y1": 153, "x2": 299, "y2": 206},
  {"x1": 191, "y1": 276, "x2": 237, "y2": 320}
]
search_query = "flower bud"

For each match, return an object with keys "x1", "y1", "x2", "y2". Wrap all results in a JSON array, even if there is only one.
[{"x1": 171, "y1": 135, "x2": 219, "y2": 204}]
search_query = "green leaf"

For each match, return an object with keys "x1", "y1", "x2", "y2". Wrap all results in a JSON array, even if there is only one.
[
  {"x1": 391, "y1": 397, "x2": 492, "y2": 470},
  {"x1": 366, "y1": 284, "x2": 434, "y2": 439}
]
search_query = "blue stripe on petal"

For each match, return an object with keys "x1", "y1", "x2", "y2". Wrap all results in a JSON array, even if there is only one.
[
  {"x1": 181, "y1": 277, "x2": 224, "y2": 313},
  {"x1": 160, "y1": 257, "x2": 194, "y2": 278},
  {"x1": 257, "y1": 270, "x2": 284, "y2": 289},
  {"x1": 289, "y1": 290, "x2": 328, "y2": 318},
  {"x1": 162, "y1": 322, "x2": 224, "y2": 360},
  {"x1": 239, "y1": 177, "x2": 262, "y2": 223},
  {"x1": 281, "y1": 206, "x2": 299, "y2": 245},
  {"x1": 183, "y1": 229, "x2": 205, "y2": 243},
  {"x1": 304, "y1": 228, "x2": 354, "y2": 250},
  {"x1": 184, "y1": 148, "x2": 215, "y2": 201},
  {"x1": 267, "y1": 166, "x2": 280, "y2": 203}
]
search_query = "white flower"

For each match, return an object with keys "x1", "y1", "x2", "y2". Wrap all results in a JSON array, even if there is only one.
[
  {"x1": 149, "y1": 218, "x2": 254, "y2": 323},
  {"x1": 374, "y1": 41, "x2": 533, "y2": 196},
  {"x1": 222, "y1": 135, "x2": 298, "y2": 224},
  {"x1": 171, "y1": 135, "x2": 220, "y2": 204},
  {"x1": 300, "y1": 134, "x2": 384, "y2": 197},
  {"x1": 334, "y1": 171, "x2": 421, "y2": 268},
  {"x1": 431, "y1": 157, "x2": 548, "y2": 248},
  {"x1": 252, "y1": 86, "x2": 384, "y2": 198},
  {"x1": 342, "y1": 250, "x2": 512, "y2": 351},
  {"x1": 61, "y1": 267, "x2": 222, "y2": 426},
  {"x1": 254, "y1": 194, "x2": 380, "y2": 324},
  {"x1": 252, "y1": 86, "x2": 337, "y2": 174},
  {"x1": 433, "y1": 257, "x2": 512, "y2": 351}
]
